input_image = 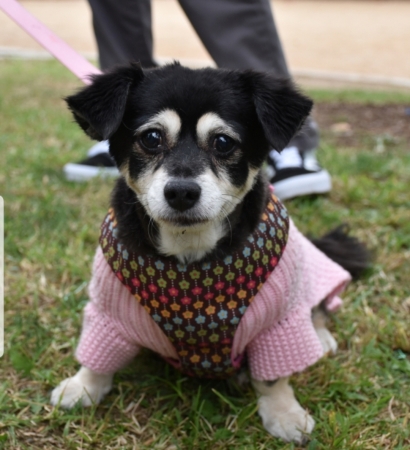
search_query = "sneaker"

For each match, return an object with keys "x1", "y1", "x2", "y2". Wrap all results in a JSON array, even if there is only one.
[
  {"x1": 86, "y1": 140, "x2": 110, "y2": 158},
  {"x1": 63, "y1": 141, "x2": 119, "y2": 182},
  {"x1": 266, "y1": 146, "x2": 331, "y2": 200}
]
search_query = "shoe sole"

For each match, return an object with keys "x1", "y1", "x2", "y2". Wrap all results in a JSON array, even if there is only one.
[
  {"x1": 272, "y1": 170, "x2": 332, "y2": 201},
  {"x1": 63, "y1": 163, "x2": 119, "y2": 182}
]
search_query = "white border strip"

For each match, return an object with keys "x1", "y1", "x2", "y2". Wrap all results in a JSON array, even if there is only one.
[{"x1": 0, "y1": 196, "x2": 3, "y2": 357}]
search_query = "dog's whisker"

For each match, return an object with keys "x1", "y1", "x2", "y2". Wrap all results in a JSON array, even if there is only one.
[
  {"x1": 221, "y1": 193, "x2": 241, "y2": 202},
  {"x1": 220, "y1": 206, "x2": 233, "y2": 245},
  {"x1": 121, "y1": 120, "x2": 135, "y2": 132},
  {"x1": 123, "y1": 200, "x2": 141, "y2": 206},
  {"x1": 195, "y1": 229, "x2": 202, "y2": 259},
  {"x1": 147, "y1": 217, "x2": 156, "y2": 246}
]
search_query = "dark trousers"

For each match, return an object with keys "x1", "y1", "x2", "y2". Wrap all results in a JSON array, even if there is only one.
[{"x1": 87, "y1": 0, "x2": 318, "y2": 152}]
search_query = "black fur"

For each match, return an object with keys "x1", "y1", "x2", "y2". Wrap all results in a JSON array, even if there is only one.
[
  {"x1": 311, "y1": 225, "x2": 371, "y2": 279},
  {"x1": 244, "y1": 71, "x2": 313, "y2": 152},
  {"x1": 66, "y1": 63, "x2": 144, "y2": 141},
  {"x1": 110, "y1": 177, "x2": 160, "y2": 255}
]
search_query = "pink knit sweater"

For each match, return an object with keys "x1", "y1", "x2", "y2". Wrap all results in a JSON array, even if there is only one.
[{"x1": 76, "y1": 219, "x2": 351, "y2": 380}]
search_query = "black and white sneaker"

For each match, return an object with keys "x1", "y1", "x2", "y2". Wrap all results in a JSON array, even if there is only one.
[
  {"x1": 63, "y1": 141, "x2": 119, "y2": 182},
  {"x1": 266, "y1": 146, "x2": 332, "y2": 200}
]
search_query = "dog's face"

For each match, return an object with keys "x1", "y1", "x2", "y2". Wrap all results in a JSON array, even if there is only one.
[{"x1": 67, "y1": 63, "x2": 312, "y2": 260}]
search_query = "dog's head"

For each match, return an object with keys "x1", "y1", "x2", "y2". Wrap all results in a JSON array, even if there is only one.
[{"x1": 67, "y1": 63, "x2": 312, "y2": 259}]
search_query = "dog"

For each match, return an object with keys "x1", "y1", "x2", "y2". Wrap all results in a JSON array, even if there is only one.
[{"x1": 51, "y1": 62, "x2": 368, "y2": 443}]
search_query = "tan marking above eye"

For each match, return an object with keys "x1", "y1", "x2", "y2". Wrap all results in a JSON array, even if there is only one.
[
  {"x1": 135, "y1": 109, "x2": 181, "y2": 147},
  {"x1": 196, "y1": 112, "x2": 241, "y2": 147}
]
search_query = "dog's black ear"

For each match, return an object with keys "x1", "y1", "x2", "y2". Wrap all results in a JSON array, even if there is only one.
[
  {"x1": 65, "y1": 63, "x2": 144, "y2": 141},
  {"x1": 247, "y1": 72, "x2": 313, "y2": 152}
]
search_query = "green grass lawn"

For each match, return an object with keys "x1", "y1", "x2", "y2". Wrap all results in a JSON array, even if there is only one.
[{"x1": 0, "y1": 60, "x2": 409, "y2": 450}]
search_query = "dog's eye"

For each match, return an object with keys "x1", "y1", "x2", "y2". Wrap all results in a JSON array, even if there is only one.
[
  {"x1": 213, "y1": 135, "x2": 235, "y2": 154},
  {"x1": 140, "y1": 130, "x2": 163, "y2": 151}
]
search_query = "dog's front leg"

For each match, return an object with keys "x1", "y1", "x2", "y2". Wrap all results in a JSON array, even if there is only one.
[
  {"x1": 312, "y1": 306, "x2": 338, "y2": 355},
  {"x1": 51, "y1": 366, "x2": 113, "y2": 409},
  {"x1": 252, "y1": 377, "x2": 315, "y2": 444}
]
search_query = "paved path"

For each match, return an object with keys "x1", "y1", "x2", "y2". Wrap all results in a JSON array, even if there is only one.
[{"x1": 1, "y1": 0, "x2": 409, "y2": 88}]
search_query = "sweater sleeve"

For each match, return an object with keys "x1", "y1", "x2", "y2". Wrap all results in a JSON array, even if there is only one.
[
  {"x1": 246, "y1": 306, "x2": 324, "y2": 380},
  {"x1": 234, "y1": 219, "x2": 351, "y2": 381},
  {"x1": 75, "y1": 302, "x2": 141, "y2": 374},
  {"x1": 75, "y1": 248, "x2": 142, "y2": 374},
  {"x1": 75, "y1": 247, "x2": 179, "y2": 374}
]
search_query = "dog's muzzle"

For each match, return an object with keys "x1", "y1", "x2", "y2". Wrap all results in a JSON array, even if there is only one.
[{"x1": 164, "y1": 180, "x2": 201, "y2": 212}]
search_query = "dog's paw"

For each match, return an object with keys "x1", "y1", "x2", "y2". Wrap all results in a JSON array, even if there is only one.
[
  {"x1": 51, "y1": 377, "x2": 95, "y2": 408},
  {"x1": 50, "y1": 367, "x2": 113, "y2": 409},
  {"x1": 316, "y1": 327, "x2": 338, "y2": 355},
  {"x1": 258, "y1": 395, "x2": 315, "y2": 444}
]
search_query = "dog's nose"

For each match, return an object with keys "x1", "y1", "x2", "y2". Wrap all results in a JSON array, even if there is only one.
[{"x1": 164, "y1": 180, "x2": 201, "y2": 212}]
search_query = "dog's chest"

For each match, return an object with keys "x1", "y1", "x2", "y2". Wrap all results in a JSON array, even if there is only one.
[{"x1": 100, "y1": 195, "x2": 289, "y2": 378}]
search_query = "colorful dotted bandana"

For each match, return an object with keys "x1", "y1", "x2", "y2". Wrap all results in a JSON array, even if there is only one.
[{"x1": 100, "y1": 194, "x2": 289, "y2": 378}]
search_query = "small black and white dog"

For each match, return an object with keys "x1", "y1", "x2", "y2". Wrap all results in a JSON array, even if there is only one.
[{"x1": 51, "y1": 63, "x2": 368, "y2": 443}]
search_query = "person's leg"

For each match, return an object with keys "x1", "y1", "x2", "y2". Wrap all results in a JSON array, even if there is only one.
[
  {"x1": 178, "y1": 0, "x2": 289, "y2": 76},
  {"x1": 88, "y1": 0, "x2": 156, "y2": 70},
  {"x1": 65, "y1": 0, "x2": 156, "y2": 181},
  {"x1": 178, "y1": 0, "x2": 330, "y2": 200}
]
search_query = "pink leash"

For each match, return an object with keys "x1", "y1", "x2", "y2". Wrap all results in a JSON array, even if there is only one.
[{"x1": 0, "y1": 0, "x2": 101, "y2": 84}]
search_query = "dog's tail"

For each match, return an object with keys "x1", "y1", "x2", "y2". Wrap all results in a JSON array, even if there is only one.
[{"x1": 311, "y1": 225, "x2": 371, "y2": 279}]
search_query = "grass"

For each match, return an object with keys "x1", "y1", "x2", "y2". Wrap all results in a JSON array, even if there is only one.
[
  {"x1": 1, "y1": 60, "x2": 409, "y2": 449},
  {"x1": 307, "y1": 88, "x2": 410, "y2": 105}
]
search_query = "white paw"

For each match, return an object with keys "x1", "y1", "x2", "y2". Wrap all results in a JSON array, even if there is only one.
[
  {"x1": 316, "y1": 327, "x2": 338, "y2": 355},
  {"x1": 258, "y1": 395, "x2": 315, "y2": 444},
  {"x1": 51, "y1": 367, "x2": 113, "y2": 409}
]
